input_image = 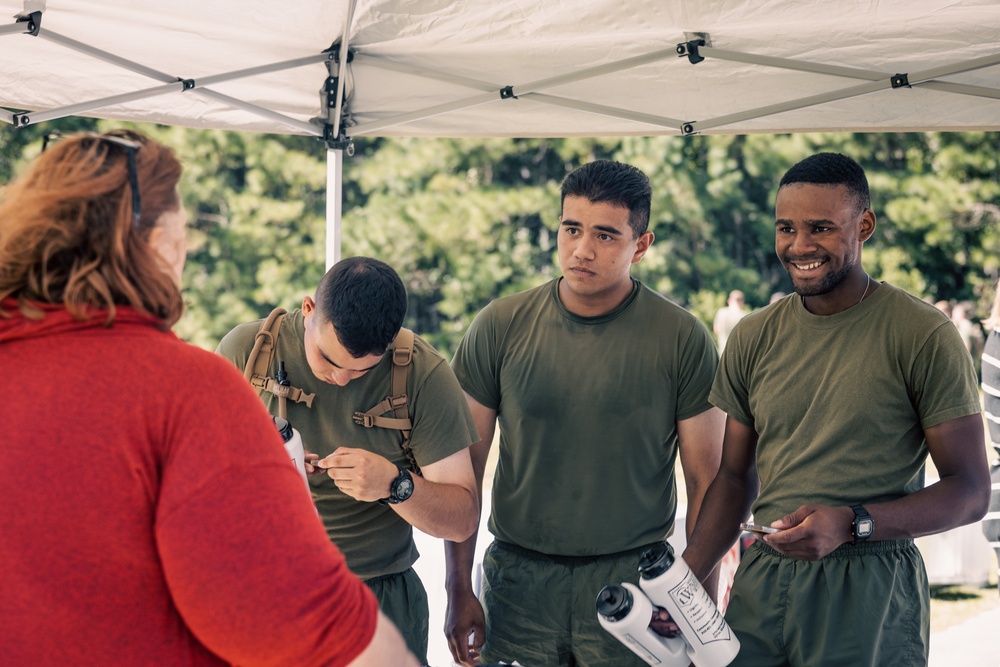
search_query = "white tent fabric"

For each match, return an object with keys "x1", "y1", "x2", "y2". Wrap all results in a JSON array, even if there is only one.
[{"x1": 2, "y1": 0, "x2": 1000, "y2": 140}]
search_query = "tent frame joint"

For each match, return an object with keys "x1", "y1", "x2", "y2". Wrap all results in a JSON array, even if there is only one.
[
  {"x1": 325, "y1": 43, "x2": 355, "y2": 65},
  {"x1": 500, "y1": 85, "x2": 518, "y2": 100},
  {"x1": 16, "y1": 10, "x2": 41, "y2": 36},
  {"x1": 891, "y1": 73, "x2": 911, "y2": 88},
  {"x1": 677, "y1": 39, "x2": 706, "y2": 65},
  {"x1": 322, "y1": 123, "x2": 355, "y2": 156}
]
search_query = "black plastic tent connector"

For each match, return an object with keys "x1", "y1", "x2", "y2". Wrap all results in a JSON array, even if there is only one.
[
  {"x1": 500, "y1": 86, "x2": 518, "y2": 100},
  {"x1": 681, "y1": 121, "x2": 698, "y2": 135},
  {"x1": 677, "y1": 40, "x2": 706, "y2": 65},
  {"x1": 179, "y1": 79, "x2": 195, "y2": 91},
  {"x1": 891, "y1": 73, "x2": 911, "y2": 89},
  {"x1": 322, "y1": 123, "x2": 355, "y2": 155},
  {"x1": 17, "y1": 11, "x2": 42, "y2": 36}
]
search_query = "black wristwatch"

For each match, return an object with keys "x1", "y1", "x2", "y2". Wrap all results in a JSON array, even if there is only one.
[
  {"x1": 378, "y1": 468, "x2": 414, "y2": 505},
  {"x1": 850, "y1": 504, "x2": 874, "y2": 543}
]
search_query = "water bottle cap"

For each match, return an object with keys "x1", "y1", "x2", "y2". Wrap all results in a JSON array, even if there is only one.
[
  {"x1": 638, "y1": 541, "x2": 675, "y2": 579},
  {"x1": 272, "y1": 416, "x2": 293, "y2": 443},
  {"x1": 595, "y1": 584, "x2": 634, "y2": 621}
]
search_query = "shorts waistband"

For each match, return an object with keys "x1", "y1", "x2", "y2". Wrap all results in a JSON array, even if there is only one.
[
  {"x1": 492, "y1": 539, "x2": 663, "y2": 566},
  {"x1": 362, "y1": 567, "x2": 414, "y2": 585},
  {"x1": 752, "y1": 538, "x2": 916, "y2": 559}
]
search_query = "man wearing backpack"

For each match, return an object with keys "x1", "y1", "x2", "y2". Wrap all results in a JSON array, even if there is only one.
[{"x1": 217, "y1": 255, "x2": 479, "y2": 665}]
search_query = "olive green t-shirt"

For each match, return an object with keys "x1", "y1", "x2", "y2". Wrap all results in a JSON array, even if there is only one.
[
  {"x1": 217, "y1": 310, "x2": 478, "y2": 579},
  {"x1": 451, "y1": 279, "x2": 718, "y2": 556},
  {"x1": 710, "y1": 284, "x2": 981, "y2": 526}
]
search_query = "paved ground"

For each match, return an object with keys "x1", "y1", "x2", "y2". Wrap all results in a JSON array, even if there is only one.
[{"x1": 928, "y1": 602, "x2": 1000, "y2": 667}]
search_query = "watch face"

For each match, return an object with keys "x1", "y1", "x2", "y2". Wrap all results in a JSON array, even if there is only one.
[
  {"x1": 393, "y1": 473, "x2": 414, "y2": 502},
  {"x1": 857, "y1": 518, "x2": 874, "y2": 537}
]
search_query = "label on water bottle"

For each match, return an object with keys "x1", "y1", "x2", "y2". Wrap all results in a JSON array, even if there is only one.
[{"x1": 668, "y1": 569, "x2": 733, "y2": 645}]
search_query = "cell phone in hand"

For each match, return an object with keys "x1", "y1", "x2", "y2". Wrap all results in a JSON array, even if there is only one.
[{"x1": 740, "y1": 522, "x2": 779, "y2": 534}]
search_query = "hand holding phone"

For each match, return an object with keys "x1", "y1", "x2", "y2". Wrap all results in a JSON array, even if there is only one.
[{"x1": 740, "y1": 522, "x2": 779, "y2": 535}]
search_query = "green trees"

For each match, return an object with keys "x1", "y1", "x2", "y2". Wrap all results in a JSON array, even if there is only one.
[{"x1": 2, "y1": 122, "x2": 998, "y2": 355}]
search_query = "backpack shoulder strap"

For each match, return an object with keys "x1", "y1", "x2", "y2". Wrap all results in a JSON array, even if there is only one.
[
  {"x1": 352, "y1": 327, "x2": 419, "y2": 474},
  {"x1": 243, "y1": 307, "x2": 315, "y2": 418},
  {"x1": 243, "y1": 307, "x2": 286, "y2": 384}
]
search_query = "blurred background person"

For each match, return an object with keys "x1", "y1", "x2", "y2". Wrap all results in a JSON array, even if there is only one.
[
  {"x1": 0, "y1": 130, "x2": 417, "y2": 666},
  {"x1": 714, "y1": 289, "x2": 748, "y2": 354},
  {"x1": 980, "y1": 280, "x2": 1000, "y2": 597}
]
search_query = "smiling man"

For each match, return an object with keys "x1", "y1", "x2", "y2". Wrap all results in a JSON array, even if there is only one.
[
  {"x1": 682, "y1": 152, "x2": 991, "y2": 666},
  {"x1": 217, "y1": 256, "x2": 479, "y2": 664},
  {"x1": 445, "y1": 160, "x2": 725, "y2": 667}
]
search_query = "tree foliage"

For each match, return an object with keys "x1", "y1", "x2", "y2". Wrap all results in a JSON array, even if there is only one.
[{"x1": 2, "y1": 121, "x2": 998, "y2": 356}]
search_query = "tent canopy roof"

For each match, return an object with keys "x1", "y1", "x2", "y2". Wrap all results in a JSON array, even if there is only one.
[{"x1": 2, "y1": 0, "x2": 999, "y2": 140}]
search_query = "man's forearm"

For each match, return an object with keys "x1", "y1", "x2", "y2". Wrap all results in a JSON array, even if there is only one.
[
  {"x1": 393, "y1": 478, "x2": 478, "y2": 542},
  {"x1": 864, "y1": 474, "x2": 990, "y2": 541},
  {"x1": 445, "y1": 532, "x2": 480, "y2": 595},
  {"x1": 683, "y1": 471, "x2": 755, "y2": 583}
]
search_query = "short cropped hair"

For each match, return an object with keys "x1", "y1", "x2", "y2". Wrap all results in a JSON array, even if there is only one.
[
  {"x1": 560, "y1": 160, "x2": 652, "y2": 237},
  {"x1": 313, "y1": 256, "x2": 407, "y2": 357},
  {"x1": 778, "y1": 152, "x2": 871, "y2": 215}
]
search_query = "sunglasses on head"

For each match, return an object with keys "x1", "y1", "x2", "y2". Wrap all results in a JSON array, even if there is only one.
[{"x1": 42, "y1": 131, "x2": 143, "y2": 227}]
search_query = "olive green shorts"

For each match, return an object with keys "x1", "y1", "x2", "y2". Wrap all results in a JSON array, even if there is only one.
[
  {"x1": 480, "y1": 539, "x2": 657, "y2": 667},
  {"x1": 364, "y1": 567, "x2": 429, "y2": 665},
  {"x1": 725, "y1": 539, "x2": 929, "y2": 667}
]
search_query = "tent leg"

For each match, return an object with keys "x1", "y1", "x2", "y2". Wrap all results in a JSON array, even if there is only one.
[{"x1": 326, "y1": 148, "x2": 343, "y2": 271}]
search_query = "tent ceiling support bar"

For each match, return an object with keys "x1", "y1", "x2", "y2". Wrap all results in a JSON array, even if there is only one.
[
  {"x1": 196, "y1": 53, "x2": 331, "y2": 87},
  {"x1": 518, "y1": 46, "x2": 678, "y2": 94},
  {"x1": 920, "y1": 81, "x2": 1000, "y2": 100},
  {"x1": 13, "y1": 81, "x2": 188, "y2": 127},
  {"x1": 1, "y1": 21, "x2": 29, "y2": 36},
  {"x1": 330, "y1": 0, "x2": 358, "y2": 140},
  {"x1": 697, "y1": 45, "x2": 886, "y2": 82},
  {"x1": 689, "y1": 79, "x2": 887, "y2": 133},
  {"x1": 695, "y1": 43, "x2": 1000, "y2": 91},
  {"x1": 193, "y1": 88, "x2": 323, "y2": 136},
  {"x1": 0, "y1": 108, "x2": 14, "y2": 125},
  {"x1": 39, "y1": 29, "x2": 177, "y2": 84},
  {"x1": 907, "y1": 51, "x2": 1000, "y2": 83},
  {"x1": 527, "y1": 93, "x2": 685, "y2": 131},
  {"x1": 351, "y1": 90, "x2": 500, "y2": 135},
  {"x1": 351, "y1": 44, "x2": 679, "y2": 135},
  {"x1": 358, "y1": 53, "x2": 498, "y2": 92}
]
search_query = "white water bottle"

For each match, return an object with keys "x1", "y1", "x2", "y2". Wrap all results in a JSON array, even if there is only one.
[
  {"x1": 273, "y1": 416, "x2": 308, "y2": 488},
  {"x1": 638, "y1": 541, "x2": 740, "y2": 667},
  {"x1": 597, "y1": 582, "x2": 690, "y2": 666}
]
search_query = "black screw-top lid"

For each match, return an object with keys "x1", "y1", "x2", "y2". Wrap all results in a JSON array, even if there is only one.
[
  {"x1": 595, "y1": 584, "x2": 634, "y2": 621},
  {"x1": 638, "y1": 541, "x2": 675, "y2": 579},
  {"x1": 272, "y1": 416, "x2": 293, "y2": 443}
]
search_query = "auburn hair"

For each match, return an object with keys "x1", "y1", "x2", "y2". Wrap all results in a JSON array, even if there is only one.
[{"x1": 0, "y1": 129, "x2": 184, "y2": 328}]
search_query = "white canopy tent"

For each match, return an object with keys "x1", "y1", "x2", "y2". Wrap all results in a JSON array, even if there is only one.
[{"x1": 2, "y1": 0, "x2": 1000, "y2": 264}]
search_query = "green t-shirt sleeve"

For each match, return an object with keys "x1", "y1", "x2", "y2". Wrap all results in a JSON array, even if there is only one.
[
  {"x1": 676, "y1": 318, "x2": 720, "y2": 421},
  {"x1": 408, "y1": 357, "x2": 480, "y2": 467},
  {"x1": 451, "y1": 303, "x2": 501, "y2": 411},
  {"x1": 709, "y1": 318, "x2": 755, "y2": 428},
  {"x1": 910, "y1": 320, "x2": 982, "y2": 429}
]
